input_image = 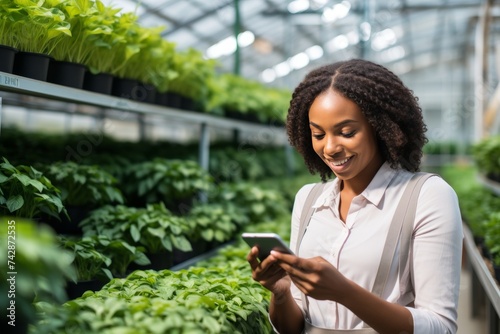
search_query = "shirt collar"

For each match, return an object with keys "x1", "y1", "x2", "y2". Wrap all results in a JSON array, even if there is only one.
[{"x1": 311, "y1": 161, "x2": 396, "y2": 209}]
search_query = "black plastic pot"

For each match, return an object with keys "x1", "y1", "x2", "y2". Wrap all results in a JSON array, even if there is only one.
[
  {"x1": 173, "y1": 239, "x2": 209, "y2": 265},
  {"x1": 42, "y1": 206, "x2": 90, "y2": 236},
  {"x1": 163, "y1": 91, "x2": 181, "y2": 109},
  {"x1": 178, "y1": 95, "x2": 198, "y2": 111},
  {"x1": 83, "y1": 71, "x2": 113, "y2": 95},
  {"x1": 65, "y1": 279, "x2": 107, "y2": 300},
  {"x1": 138, "y1": 82, "x2": 157, "y2": 104},
  {"x1": 128, "y1": 250, "x2": 174, "y2": 271},
  {"x1": 13, "y1": 51, "x2": 52, "y2": 81},
  {"x1": 111, "y1": 78, "x2": 157, "y2": 103},
  {"x1": 0, "y1": 44, "x2": 17, "y2": 73},
  {"x1": 111, "y1": 77, "x2": 139, "y2": 99},
  {"x1": 47, "y1": 60, "x2": 87, "y2": 89}
]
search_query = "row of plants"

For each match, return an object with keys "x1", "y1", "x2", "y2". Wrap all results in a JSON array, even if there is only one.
[
  {"x1": 1, "y1": 165, "x2": 309, "y2": 333},
  {"x1": 0, "y1": 0, "x2": 291, "y2": 123},
  {"x1": 440, "y1": 135, "x2": 500, "y2": 282},
  {"x1": 472, "y1": 135, "x2": 500, "y2": 182},
  {"x1": 0, "y1": 216, "x2": 284, "y2": 333},
  {"x1": 0, "y1": 153, "x2": 307, "y2": 314},
  {"x1": 29, "y1": 213, "x2": 294, "y2": 334},
  {"x1": 0, "y1": 128, "x2": 305, "y2": 183}
]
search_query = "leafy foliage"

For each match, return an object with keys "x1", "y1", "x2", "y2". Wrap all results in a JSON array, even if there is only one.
[
  {"x1": 33, "y1": 265, "x2": 271, "y2": 334},
  {"x1": 485, "y1": 212, "x2": 500, "y2": 266},
  {"x1": 206, "y1": 73, "x2": 291, "y2": 123},
  {"x1": 79, "y1": 203, "x2": 192, "y2": 254},
  {"x1": 185, "y1": 204, "x2": 241, "y2": 243},
  {"x1": 0, "y1": 217, "x2": 76, "y2": 326},
  {"x1": 122, "y1": 158, "x2": 214, "y2": 211},
  {"x1": 43, "y1": 161, "x2": 124, "y2": 207},
  {"x1": 58, "y1": 234, "x2": 150, "y2": 280},
  {"x1": 0, "y1": 157, "x2": 67, "y2": 220},
  {"x1": 209, "y1": 182, "x2": 288, "y2": 222},
  {"x1": 472, "y1": 136, "x2": 500, "y2": 179},
  {"x1": 440, "y1": 164, "x2": 500, "y2": 239},
  {"x1": 0, "y1": 0, "x2": 71, "y2": 53}
]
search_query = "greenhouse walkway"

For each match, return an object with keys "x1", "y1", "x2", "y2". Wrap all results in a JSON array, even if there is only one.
[{"x1": 457, "y1": 261, "x2": 489, "y2": 333}]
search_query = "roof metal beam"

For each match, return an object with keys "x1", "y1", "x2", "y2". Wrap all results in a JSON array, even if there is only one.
[{"x1": 161, "y1": 1, "x2": 234, "y2": 37}]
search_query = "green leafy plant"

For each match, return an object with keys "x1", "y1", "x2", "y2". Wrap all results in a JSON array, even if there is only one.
[
  {"x1": 47, "y1": 0, "x2": 111, "y2": 64},
  {"x1": 0, "y1": 0, "x2": 71, "y2": 54},
  {"x1": 206, "y1": 73, "x2": 291, "y2": 123},
  {"x1": 59, "y1": 234, "x2": 150, "y2": 280},
  {"x1": 186, "y1": 204, "x2": 240, "y2": 244},
  {"x1": 33, "y1": 265, "x2": 272, "y2": 334},
  {"x1": 43, "y1": 161, "x2": 124, "y2": 207},
  {"x1": 441, "y1": 164, "x2": 500, "y2": 240},
  {"x1": 167, "y1": 48, "x2": 218, "y2": 106},
  {"x1": 485, "y1": 211, "x2": 500, "y2": 267},
  {"x1": 123, "y1": 158, "x2": 214, "y2": 211},
  {"x1": 29, "y1": 218, "x2": 296, "y2": 333},
  {"x1": 0, "y1": 217, "x2": 76, "y2": 329},
  {"x1": 209, "y1": 182, "x2": 288, "y2": 223},
  {"x1": 0, "y1": 157, "x2": 67, "y2": 220},
  {"x1": 472, "y1": 135, "x2": 500, "y2": 181},
  {"x1": 79, "y1": 203, "x2": 192, "y2": 255},
  {"x1": 110, "y1": 23, "x2": 178, "y2": 89},
  {"x1": 58, "y1": 235, "x2": 113, "y2": 282}
]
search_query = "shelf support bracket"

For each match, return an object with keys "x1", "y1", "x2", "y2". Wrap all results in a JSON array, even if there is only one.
[
  {"x1": 198, "y1": 123, "x2": 210, "y2": 203},
  {"x1": 0, "y1": 97, "x2": 2, "y2": 138}
]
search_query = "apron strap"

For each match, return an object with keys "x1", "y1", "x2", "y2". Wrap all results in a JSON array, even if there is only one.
[
  {"x1": 372, "y1": 172, "x2": 435, "y2": 297},
  {"x1": 296, "y1": 182, "x2": 328, "y2": 254}
]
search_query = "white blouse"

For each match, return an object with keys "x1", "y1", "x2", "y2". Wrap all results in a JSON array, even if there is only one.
[{"x1": 287, "y1": 162, "x2": 463, "y2": 334}]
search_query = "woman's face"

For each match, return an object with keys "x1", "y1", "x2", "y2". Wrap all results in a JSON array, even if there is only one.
[{"x1": 308, "y1": 89, "x2": 383, "y2": 184}]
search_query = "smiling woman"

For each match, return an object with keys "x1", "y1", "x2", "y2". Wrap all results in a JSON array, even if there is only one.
[{"x1": 246, "y1": 58, "x2": 463, "y2": 334}]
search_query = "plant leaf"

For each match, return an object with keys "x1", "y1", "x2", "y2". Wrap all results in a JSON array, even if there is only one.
[{"x1": 7, "y1": 195, "x2": 24, "y2": 212}]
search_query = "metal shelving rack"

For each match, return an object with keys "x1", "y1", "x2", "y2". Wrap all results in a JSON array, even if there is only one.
[
  {"x1": 478, "y1": 173, "x2": 500, "y2": 197},
  {"x1": 463, "y1": 222, "x2": 500, "y2": 334},
  {"x1": 466, "y1": 174, "x2": 500, "y2": 334},
  {"x1": 0, "y1": 71, "x2": 288, "y2": 170}
]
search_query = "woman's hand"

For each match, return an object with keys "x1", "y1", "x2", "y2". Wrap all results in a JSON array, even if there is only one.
[
  {"x1": 270, "y1": 250, "x2": 351, "y2": 303},
  {"x1": 247, "y1": 246, "x2": 291, "y2": 295}
]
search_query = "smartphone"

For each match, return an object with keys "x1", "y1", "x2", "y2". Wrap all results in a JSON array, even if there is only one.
[{"x1": 241, "y1": 232, "x2": 294, "y2": 260}]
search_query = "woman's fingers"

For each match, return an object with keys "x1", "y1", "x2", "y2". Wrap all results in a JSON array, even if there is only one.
[
  {"x1": 247, "y1": 246, "x2": 261, "y2": 270},
  {"x1": 270, "y1": 251, "x2": 316, "y2": 276}
]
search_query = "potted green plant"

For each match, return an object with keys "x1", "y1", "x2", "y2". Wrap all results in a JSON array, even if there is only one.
[
  {"x1": 78, "y1": 1, "x2": 128, "y2": 94},
  {"x1": 172, "y1": 203, "x2": 241, "y2": 264},
  {"x1": 0, "y1": 157, "x2": 67, "y2": 221},
  {"x1": 0, "y1": 217, "x2": 76, "y2": 334},
  {"x1": 472, "y1": 135, "x2": 500, "y2": 183},
  {"x1": 58, "y1": 234, "x2": 112, "y2": 300},
  {"x1": 0, "y1": 2, "x2": 18, "y2": 73},
  {"x1": 209, "y1": 182, "x2": 288, "y2": 223},
  {"x1": 58, "y1": 235, "x2": 113, "y2": 281},
  {"x1": 165, "y1": 48, "x2": 218, "y2": 111},
  {"x1": 5, "y1": 0, "x2": 72, "y2": 80},
  {"x1": 59, "y1": 233, "x2": 150, "y2": 299},
  {"x1": 484, "y1": 211, "x2": 500, "y2": 282},
  {"x1": 122, "y1": 158, "x2": 214, "y2": 213},
  {"x1": 79, "y1": 203, "x2": 192, "y2": 270},
  {"x1": 42, "y1": 161, "x2": 124, "y2": 234}
]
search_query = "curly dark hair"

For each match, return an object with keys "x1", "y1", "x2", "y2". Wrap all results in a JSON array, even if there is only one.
[{"x1": 287, "y1": 58, "x2": 427, "y2": 181}]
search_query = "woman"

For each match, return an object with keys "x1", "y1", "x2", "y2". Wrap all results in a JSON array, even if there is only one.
[{"x1": 247, "y1": 59, "x2": 463, "y2": 333}]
